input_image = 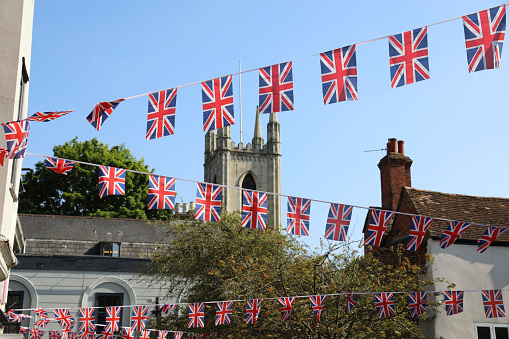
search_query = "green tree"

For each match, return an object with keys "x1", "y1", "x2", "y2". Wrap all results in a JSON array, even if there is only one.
[
  {"x1": 19, "y1": 137, "x2": 172, "y2": 220},
  {"x1": 144, "y1": 213, "x2": 440, "y2": 338}
]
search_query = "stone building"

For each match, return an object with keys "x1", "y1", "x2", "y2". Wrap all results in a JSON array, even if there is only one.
[{"x1": 204, "y1": 110, "x2": 281, "y2": 228}]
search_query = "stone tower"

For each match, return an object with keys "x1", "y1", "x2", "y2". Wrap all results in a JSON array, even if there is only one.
[{"x1": 204, "y1": 109, "x2": 281, "y2": 229}]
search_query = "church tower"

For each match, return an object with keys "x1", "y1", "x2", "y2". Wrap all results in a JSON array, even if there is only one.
[{"x1": 204, "y1": 108, "x2": 282, "y2": 229}]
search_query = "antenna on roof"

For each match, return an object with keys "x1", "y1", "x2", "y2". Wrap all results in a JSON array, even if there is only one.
[{"x1": 363, "y1": 148, "x2": 387, "y2": 153}]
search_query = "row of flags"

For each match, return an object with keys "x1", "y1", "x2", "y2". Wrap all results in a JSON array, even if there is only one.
[
  {"x1": 8, "y1": 289, "x2": 507, "y2": 337},
  {"x1": 1, "y1": 5, "x2": 506, "y2": 140}
]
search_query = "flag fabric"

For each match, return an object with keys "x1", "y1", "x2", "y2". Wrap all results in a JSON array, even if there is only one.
[
  {"x1": 320, "y1": 45, "x2": 358, "y2": 104},
  {"x1": 174, "y1": 333, "x2": 183, "y2": 339},
  {"x1": 287, "y1": 197, "x2": 311, "y2": 236},
  {"x1": 407, "y1": 216, "x2": 434, "y2": 251},
  {"x1": 389, "y1": 26, "x2": 430, "y2": 88},
  {"x1": 482, "y1": 290, "x2": 505, "y2": 318},
  {"x1": 46, "y1": 157, "x2": 75, "y2": 175},
  {"x1": 246, "y1": 299, "x2": 263, "y2": 325},
  {"x1": 375, "y1": 293, "x2": 396, "y2": 318},
  {"x1": 345, "y1": 294, "x2": 355, "y2": 314},
  {"x1": 35, "y1": 318, "x2": 51, "y2": 327},
  {"x1": 0, "y1": 148, "x2": 8, "y2": 166},
  {"x1": 157, "y1": 330, "x2": 168, "y2": 339},
  {"x1": 104, "y1": 307, "x2": 121, "y2": 333},
  {"x1": 278, "y1": 297, "x2": 295, "y2": 321},
  {"x1": 463, "y1": 5, "x2": 506, "y2": 72},
  {"x1": 188, "y1": 303, "x2": 205, "y2": 328},
  {"x1": 324, "y1": 203, "x2": 353, "y2": 241},
  {"x1": 440, "y1": 221, "x2": 472, "y2": 249},
  {"x1": 98, "y1": 166, "x2": 126, "y2": 198},
  {"x1": 477, "y1": 226, "x2": 509, "y2": 253},
  {"x1": 215, "y1": 301, "x2": 233, "y2": 325},
  {"x1": 20, "y1": 327, "x2": 29, "y2": 335},
  {"x1": 28, "y1": 111, "x2": 74, "y2": 122},
  {"x1": 86, "y1": 99, "x2": 125, "y2": 131},
  {"x1": 53, "y1": 309, "x2": 75, "y2": 330},
  {"x1": 201, "y1": 76, "x2": 234, "y2": 132},
  {"x1": 49, "y1": 330, "x2": 62, "y2": 339},
  {"x1": 444, "y1": 291, "x2": 464, "y2": 316},
  {"x1": 148, "y1": 175, "x2": 176, "y2": 210},
  {"x1": 32, "y1": 308, "x2": 49, "y2": 319},
  {"x1": 139, "y1": 330, "x2": 151, "y2": 339},
  {"x1": 146, "y1": 88, "x2": 177, "y2": 140},
  {"x1": 194, "y1": 183, "x2": 222, "y2": 222},
  {"x1": 258, "y1": 62, "x2": 294, "y2": 114},
  {"x1": 29, "y1": 328, "x2": 44, "y2": 339},
  {"x1": 3, "y1": 119, "x2": 30, "y2": 159},
  {"x1": 365, "y1": 210, "x2": 394, "y2": 246},
  {"x1": 100, "y1": 333, "x2": 116, "y2": 339},
  {"x1": 121, "y1": 327, "x2": 135, "y2": 339},
  {"x1": 409, "y1": 292, "x2": 428, "y2": 317},
  {"x1": 241, "y1": 190, "x2": 268, "y2": 230},
  {"x1": 131, "y1": 306, "x2": 148, "y2": 331},
  {"x1": 309, "y1": 295, "x2": 327, "y2": 322},
  {"x1": 159, "y1": 304, "x2": 177, "y2": 315}
]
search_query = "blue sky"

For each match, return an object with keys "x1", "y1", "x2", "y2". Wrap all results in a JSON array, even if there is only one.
[{"x1": 25, "y1": 0, "x2": 509, "y2": 250}]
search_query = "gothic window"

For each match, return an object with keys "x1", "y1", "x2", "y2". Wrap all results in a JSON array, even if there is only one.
[{"x1": 242, "y1": 173, "x2": 256, "y2": 190}]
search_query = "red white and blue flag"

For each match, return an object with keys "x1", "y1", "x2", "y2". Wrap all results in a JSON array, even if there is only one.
[
  {"x1": 409, "y1": 292, "x2": 427, "y2": 317},
  {"x1": 48, "y1": 330, "x2": 62, "y2": 339},
  {"x1": 407, "y1": 216, "x2": 434, "y2": 251},
  {"x1": 100, "y1": 332, "x2": 116, "y2": 339},
  {"x1": 258, "y1": 62, "x2": 294, "y2": 114},
  {"x1": 287, "y1": 197, "x2": 311, "y2": 236},
  {"x1": 188, "y1": 303, "x2": 204, "y2": 328},
  {"x1": 215, "y1": 301, "x2": 233, "y2": 326},
  {"x1": 35, "y1": 318, "x2": 51, "y2": 327},
  {"x1": 29, "y1": 328, "x2": 44, "y2": 339},
  {"x1": 131, "y1": 306, "x2": 148, "y2": 331},
  {"x1": 375, "y1": 293, "x2": 396, "y2": 318},
  {"x1": 86, "y1": 99, "x2": 125, "y2": 131},
  {"x1": 444, "y1": 291, "x2": 464, "y2": 316},
  {"x1": 309, "y1": 295, "x2": 327, "y2": 322},
  {"x1": 98, "y1": 166, "x2": 126, "y2": 198},
  {"x1": 139, "y1": 330, "x2": 151, "y2": 339},
  {"x1": 320, "y1": 45, "x2": 358, "y2": 104},
  {"x1": 3, "y1": 119, "x2": 30, "y2": 159},
  {"x1": 345, "y1": 294, "x2": 355, "y2": 314},
  {"x1": 157, "y1": 330, "x2": 168, "y2": 339},
  {"x1": 246, "y1": 299, "x2": 263, "y2": 325},
  {"x1": 389, "y1": 27, "x2": 429, "y2": 88},
  {"x1": 146, "y1": 88, "x2": 177, "y2": 140},
  {"x1": 194, "y1": 183, "x2": 222, "y2": 222},
  {"x1": 159, "y1": 304, "x2": 176, "y2": 315},
  {"x1": 482, "y1": 290, "x2": 506, "y2": 318},
  {"x1": 201, "y1": 76, "x2": 234, "y2": 132},
  {"x1": 242, "y1": 190, "x2": 268, "y2": 230},
  {"x1": 324, "y1": 203, "x2": 353, "y2": 241},
  {"x1": 148, "y1": 175, "x2": 176, "y2": 210},
  {"x1": 440, "y1": 221, "x2": 471, "y2": 249},
  {"x1": 46, "y1": 157, "x2": 75, "y2": 175},
  {"x1": 28, "y1": 111, "x2": 74, "y2": 122},
  {"x1": 32, "y1": 308, "x2": 49, "y2": 319},
  {"x1": 78, "y1": 308, "x2": 95, "y2": 334},
  {"x1": 463, "y1": 5, "x2": 506, "y2": 72},
  {"x1": 53, "y1": 309, "x2": 75, "y2": 330},
  {"x1": 104, "y1": 307, "x2": 121, "y2": 333},
  {"x1": 173, "y1": 333, "x2": 183, "y2": 339},
  {"x1": 278, "y1": 297, "x2": 295, "y2": 321},
  {"x1": 365, "y1": 210, "x2": 394, "y2": 246},
  {"x1": 19, "y1": 327, "x2": 29, "y2": 336},
  {"x1": 477, "y1": 226, "x2": 509, "y2": 253},
  {"x1": 121, "y1": 327, "x2": 135, "y2": 339}
]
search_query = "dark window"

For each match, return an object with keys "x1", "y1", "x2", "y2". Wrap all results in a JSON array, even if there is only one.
[
  {"x1": 496, "y1": 327, "x2": 509, "y2": 339},
  {"x1": 477, "y1": 327, "x2": 492, "y2": 339},
  {"x1": 101, "y1": 242, "x2": 120, "y2": 257},
  {"x1": 4, "y1": 291, "x2": 24, "y2": 333},
  {"x1": 94, "y1": 293, "x2": 123, "y2": 333},
  {"x1": 242, "y1": 173, "x2": 256, "y2": 190}
]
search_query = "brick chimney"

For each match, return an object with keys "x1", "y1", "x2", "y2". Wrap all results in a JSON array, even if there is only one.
[{"x1": 378, "y1": 138, "x2": 412, "y2": 211}]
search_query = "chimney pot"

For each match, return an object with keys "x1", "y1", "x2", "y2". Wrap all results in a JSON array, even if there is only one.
[
  {"x1": 387, "y1": 138, "x2": 397, "y2": 153},
  {"x1": 397, "y1": 140, "x2": 405, "y2": 155}
]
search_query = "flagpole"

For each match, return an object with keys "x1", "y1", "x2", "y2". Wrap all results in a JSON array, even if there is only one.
[{"x1": 239, "y1": 60, "x2": 242, "y2": 144}]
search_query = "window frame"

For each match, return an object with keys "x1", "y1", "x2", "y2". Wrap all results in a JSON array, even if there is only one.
[
  {"x1": 474, "y1": 322, "x2": 509, "y2": 339},
  {"x1": 94, "y1": 292, "x2": 124, "y2": 333}
]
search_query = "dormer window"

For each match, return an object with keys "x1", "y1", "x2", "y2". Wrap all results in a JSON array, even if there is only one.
[{"x1": 100, "y1": 242, "x2": 120, "y2": 257}]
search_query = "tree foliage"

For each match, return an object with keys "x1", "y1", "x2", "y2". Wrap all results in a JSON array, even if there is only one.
[
  {"x1": 19, "y1": 137, "x2": 172, "y2": 220},
  {"x1": 144, "y1": 213, "x2": 440, "y2": 338}
]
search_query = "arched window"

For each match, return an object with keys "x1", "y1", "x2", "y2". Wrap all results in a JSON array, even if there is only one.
[{"x1": 242, "y1": 173, "x2": 256, "y2": 190}]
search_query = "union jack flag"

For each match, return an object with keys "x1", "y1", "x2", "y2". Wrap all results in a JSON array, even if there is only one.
[
  {"x1": 258, "y1": 62, "x2": 294, "y2": 114},
  {"x1": 19, "y1": 327, "x2": 29, "y2": 335},
  {"x1": 477, "y1": 226, "x2": 509, "y2": 253},
  {"x1": 407, "y1": 216, "x2": 434, "y2": 251},
  {"x1": 49, "y1": 330, "x2": 62, "y2": 339},
  {"x1": 440, "y1": 221, "x2": 471, "y2": 249},
  {"x1": 188, "y1": 303, "x2": 204, "y2": 328},
  {"x1": 409, "y1": 292, "x2": 427, "y2": 317},
  {"x1": 246, "y1": 299, "x2": 263, "y2": 325},
  {"x1": 131, "y1": 306, "x2": 148, "y2": 331},
  {"x1": 463, "y1": 5, "x2": 506, "y2": 72},
  {"x1": 99, "y1": 332, "x2": 116, "y2": 339},
  {"x1": 444, "y1": 291, "x2": 464, "y2": 316},
  {"x1": 139, "y1": 330, "x2": 151, "y2": 339},
  {"x1": 345, "y1": 294, "x2": 355, "y2": 314},
  {"x1": 32, "y1": 308, "x2": 49, "y2": 319},
  {"x1": 28, "y1": 111, "x2": 74, "y2": 122},
  {"x1": 104, "y1": 307, "x2": 121, "y2": 333},
  {"x1": 324, "y1": 204, "x2": 353, "y2": 241},
  {"x1": 98, "y1": 166, "x2": 126, "y2": 198},
  {"x1": 365, "y1": 209, "x2": 394, "y2": 246},
  {"x1": 174, "y1": 333, "x2": 183, "y2": 339},
  {"x1": 86, "y1": 99, "x2": 125, "y2": 131},
  {"x1": 146, "y1": 88, "x2": 177, "y2": 140},
  {"x1": 278, "y1": 297, "x2": 295, "y2": 321},
  {"x1": 79, "y1": 308, "x2": 95, "y2": 334},
  {"x1": 77, "y1": 333, "x2": 94, "y2": 339},
  {"x1": 53, "y1": 309, "x2": 75, "y2": 330},
  {"x1": 194, "y1": 183, "x2": 222, "y2": 222},
  {"x1": 3, "y1": 120, "x2": 30, "y2": 159},
  {"x1": 0, "y1": 148, "x2": 8, "y2": 166},
  {"x1": 7, "y1": 310, "x2": 31, "y2": 322},
  {"x1": 29, "y1": 328, "x2": 44, "y2": 339},
  {"x1": 375, "y1": 293, "x2": 396, "y2": 318},
  {"x1": 157, "y1": 330, "x2": 168, "y2": 339},
  {"x1": 148, "y1": 175, "x2": 176, "y2": 210},
  {"x1": 389, "y1": 26, "x2": 429, "y2": 88},
  {"x1": 287, "y1": 197, "x2": 311, "y2": 236},
  {"x1": 35, "y1": 318, "x2": 51, "y2": 327},
  {"x1": 482, "y1": 290, "x2": 505, "y2": 318},
  {"x1": 46, "y1": 157, "x2": 75, "y2": 175},
  {"x1": 201, "y1": 76, "x2": 234, "y2": 132},
  {"x1": 215, "y1": 301, "x2": 233, "y2": 325},
  {"x1": 121, "y1": 327, "x2": 135, "y2": 339},
  {"x1": 320, "y1": 45, "x2": 358, "y2": 104},
  {"x1": 242, "y1": 190, "x2": 267, "y2": 230},
  {"x1": 159, "y1": 304, "x2": 177, "y2": 315},
  {"x1": 309, "y1": 295, "x2": 327, "y2": 322}
]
